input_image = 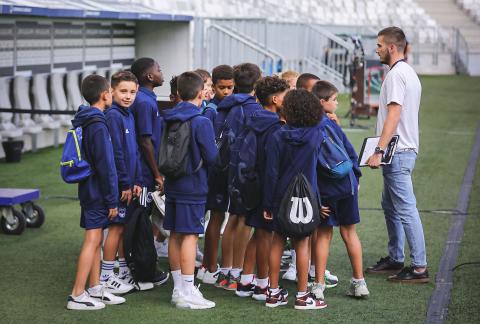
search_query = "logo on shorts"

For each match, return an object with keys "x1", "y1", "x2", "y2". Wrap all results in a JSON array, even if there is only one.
[
  {"x1": 118, "y1": 207, "x2": 126, "y2": 218},
  {"x1": 146, "y1": 192, "x2": 153, "y2": 203}
]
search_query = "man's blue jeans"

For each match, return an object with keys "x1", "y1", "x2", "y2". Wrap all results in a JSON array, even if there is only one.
[{"x1": 381, "y1": 151, "x2": 427, "y2": 267}]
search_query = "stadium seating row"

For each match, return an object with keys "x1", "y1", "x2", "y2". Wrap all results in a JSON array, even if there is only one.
[
  {"x1": 0, "y1": 67, "x2": 122, "y2": 141},
  {"x1": 457, "y1": 0, "x2": 480, "y2": 23}
]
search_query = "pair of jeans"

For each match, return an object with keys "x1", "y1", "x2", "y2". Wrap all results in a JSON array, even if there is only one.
[{"x1": 381, "y1": 151, "x2": 427, "y2": 267}]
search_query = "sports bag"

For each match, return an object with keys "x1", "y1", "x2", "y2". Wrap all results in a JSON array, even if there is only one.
[
  {"x1": 60, "y1": 117, "x2": 103, "y2": 183},
  {"x1": 277, "y1": 173, "x2": 320, "y2": 238},
  {"x1": 318, "y1": 125, "x2": 353, "y2": 179},
  {"x1": 123, "y1": 203, "x2": 157, "y2": 282}
]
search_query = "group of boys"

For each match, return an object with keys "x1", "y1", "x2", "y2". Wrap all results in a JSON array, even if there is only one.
[{"x1": 66, "y1": 58, "x2": 369, "y2": 311}]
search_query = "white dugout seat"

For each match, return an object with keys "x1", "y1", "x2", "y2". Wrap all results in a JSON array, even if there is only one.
[
  {"x1": 32, "y1": 74, "x2": 61, "y2": 130},
  {"x1": 0, "y1": 77, "x2": 23, "y2": 139},
  {"x1": 49, "y1": 73, "x2": 72, "y2": 127},
  {"x1": 12, "y1": 76, "x2": 42, "y2": 135}
]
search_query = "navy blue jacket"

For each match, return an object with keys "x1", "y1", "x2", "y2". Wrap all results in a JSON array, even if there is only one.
[
  {"x1": 129, "y1": 87, "x2": 162, "y2": 189},
  {"x1": 202, "y1": 97, "x2": 220, "y2": 126},
  {"x1": 105, "y1": 103, "x2": 143, "y2": 191},
  {"x1": 213, "y1": 94, "x2": 263, "y2": 138},
  {"x1": 72, "y1": 105, "x2": 118, "y2": 210},
  {"x1": 263, "y1": 124, "x2": 322, "y2": 214},
  {"x1": 162, "y1": 102, "x2": 218, "y2": 202},
  {"x1": 317, "y1": 116, "x2": 362, "y2": 200}
]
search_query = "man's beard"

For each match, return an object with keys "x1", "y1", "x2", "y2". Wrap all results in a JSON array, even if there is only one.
[{"x1": 380, "y1": 51, "x2": 390, "y2": 65}]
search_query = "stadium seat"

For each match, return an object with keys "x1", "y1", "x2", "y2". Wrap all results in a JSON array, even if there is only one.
[
  {"x1": 0, "y1": 77, "x2": 23, "y2": 139},
  {"x1": 12, "y1": 76, "x2": 42, "y2": 135},
  {"x1": 66, "y1": 71, "x2": 84, "y2": 111},
  {"x1": 49, "y1": 73, "x2": 72, "y2": 127},
  {"x1": 32, "y1": 74, "x2": 61, "y2": 130}
]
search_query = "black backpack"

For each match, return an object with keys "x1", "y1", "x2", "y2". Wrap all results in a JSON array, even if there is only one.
[
  {"x1": 158, "y1": 119, "x2": 200, "y2": 179},
  {"x1": 277, "y1": 173, "x2": 321, "y2": 238},
  {"x1": 123, "y1": 204, "x2": 157, "y2": 282}
]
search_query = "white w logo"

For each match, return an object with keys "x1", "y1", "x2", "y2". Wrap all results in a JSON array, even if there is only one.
[{"x1": 289, "y1": 197, "x2": 313, "y2": 224}]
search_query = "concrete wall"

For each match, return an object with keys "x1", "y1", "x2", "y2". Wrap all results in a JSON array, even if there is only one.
[{"x1": 135, "y1": 21, "x2": 192, "y2": 98}]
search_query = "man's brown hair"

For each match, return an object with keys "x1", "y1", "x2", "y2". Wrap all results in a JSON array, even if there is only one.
[{"x1": 378, "y1": 26, "x2": 407, "y2": 52}]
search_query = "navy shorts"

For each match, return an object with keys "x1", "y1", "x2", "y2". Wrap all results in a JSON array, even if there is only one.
[
  {"x1": 80, "y1": 207, "x2": 109, "y2": 230},
  {"x1": 246, "y1": 210, "x2": 273, "y2": 232},
  {"x1": 163, "y1": 199, "x2": 206, "y2": 234},
  {"x1": 109, "y1": 201, "x2": 135, "y2": 225},
  {"x1": 206, "y1": 167, "x2": 229, "y2": 212},
  {"x1": 319, "y1": 194, "x2": 360, "y2": 227}
]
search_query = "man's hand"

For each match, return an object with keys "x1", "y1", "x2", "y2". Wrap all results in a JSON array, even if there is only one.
[
  {"x1": 133, "y1": 185, "x2": 142, "y2": 198},
  {"x1": 108, "y1": 208, "x2": 118, "y2": 220},
  {"x1": 326, "y1": 112, "x2": 340, "y2": 125},
  {"x1": 120, "y1": 189, "x2": 132, "y2": 205},
  {"x1": 320, "y1": 205, "x2": 330, "y2": 219},
  {"x1": 366, "y1": 153, "x2": 382, "y2": 169},
  {"x1": 264, "y1": 211, "x2": 273, "y2": 221}
]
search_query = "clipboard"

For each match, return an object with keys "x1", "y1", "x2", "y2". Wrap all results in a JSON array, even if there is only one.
[{"x1": 358, "y1": 135, "x2": 399, "y2": 167}]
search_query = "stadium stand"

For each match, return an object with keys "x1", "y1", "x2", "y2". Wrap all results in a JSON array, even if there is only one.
[
  {"x1": 0, "y1": 77, "x2": 23, "y2": 139},
  {"x1": 49, "y1": 73, "x2": 72, "y2": 127}
]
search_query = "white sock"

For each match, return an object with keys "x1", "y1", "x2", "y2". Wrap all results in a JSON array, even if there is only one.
[
  {"x1": 220, "y1": 267, "x2": 231, "y2": 276},
  {"x1": 291, "y1": 249, "x2": 296, "y2": 263},
  {"x1": 171, "y1": 270, "x2": 182, "y2": 290},
  {"x1": 309, "y1": 264, "x2": 315, "y2": 276},
  {"x1": 269, "y1": 287, "x2": 280, "y2": 294},
  {"x1": 296, "y1": 291, "x2": 307, "y2": 297},
  {"x1": 182, "y1": 274, "x2": 195, "y2": 295},
  {"x1": 240, "y1": 274, "x2": 254, "y2": 285},
  {"x1": 88, "y1": 284, "x2": 103, "y2": 294},
  {"x1": 230, "y1": 268, "x2": 242, "y2": 278},
  {"x1": 256, "y1": 277, "x2": 269, "y2": 288},
  {"x1": 118, "y1": 258, "x2": 130, "y2": 278},
  {"x1": 352, "y1": 277, "x2": 365, "y2": 284},
  {"x1": 100, "y1": 260, "x2": 115, "y2": 281}
]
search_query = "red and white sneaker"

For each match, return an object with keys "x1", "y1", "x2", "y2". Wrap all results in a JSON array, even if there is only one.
[
  {"x1": 235, "y1": 282, "x2": 255, "y2": 297},
  {"x1": 294, "y1": 292, "x2": 327, "y2": 310},
  {"x1": 265, "y1": 287, "x2": 288, "y2": 308}
]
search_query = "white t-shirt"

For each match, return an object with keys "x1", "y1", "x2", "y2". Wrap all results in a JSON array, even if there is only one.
[{"x1": 376, "y1": 61, "x2": 421, "y2": 153}]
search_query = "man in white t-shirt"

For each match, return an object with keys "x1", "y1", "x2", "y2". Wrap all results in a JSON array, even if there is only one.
[{"x1": 365, "y1": 27, "x2": 428, "y2": 283}]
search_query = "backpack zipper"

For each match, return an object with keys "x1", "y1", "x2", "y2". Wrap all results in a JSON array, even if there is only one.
[{"x1": 71, "y1": 129, "x2": 82, "y2": 161}]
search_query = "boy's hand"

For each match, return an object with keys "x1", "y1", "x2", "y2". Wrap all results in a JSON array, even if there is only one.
[
  {"x1": 320, "y1": 205, "x2": 330, "y2": 219},
  {"x1": 108, "y1": 208, "x2": 118, "y2": 220},
  {"x1": 326, "y1": 112, "x2": 340, "y2": 125},
  {"x1": 120, "y1": 189, "x2": 133, "y2": 205},
  {"x1": 264, "y1": 211, "x2": 273, "y2": 221},
  {"x1": 133, "y1": 185, "x2": 142, "y2": 198},
  {"x1": 155, "y1": 176, "x2": 164, "y2": 193}
]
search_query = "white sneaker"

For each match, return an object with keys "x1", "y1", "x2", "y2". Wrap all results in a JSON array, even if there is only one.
[
  {"x1": 202, "y1": 269, "x2": 220, "y2": 284},
  {"x1": 155, "y1": 240, "x2": 169, "y2": 258},
  {"x1": 102, "y1": 274, "x2": 135, "y2": 295},
  {"x1": 67, "y1": 291, "x2": 105, "y2": 310},
  {"x1": 176, "y1": 285, "x2": 215, "y2": 309},
  {"x1": 324, "y1": 270, "x2": 339, "y2": 288},
  {"x1": 346, "y1": 279, "x2": 369, "y2": 298},
  {"x1": 282, "y1": 263, "x2": 297, "y2": 281},
  {"x1": 88, "y1": 285, "x2": 126, "y2": 305},
  {"x1": 310, "y1": 282, "x2": 325, "y2": 300},
  {"x1": 195, "y1": 246, "x2": 204, "y2": 268},
  {"x1": 196, "y1": 267, "x2": 206, "y2": 281},
  {"x1": 171, "y1": 288, "x2": 184, "y2": 305},
  {"x1": 120, "y1": 274, "x2": 154, "y2": 291}
]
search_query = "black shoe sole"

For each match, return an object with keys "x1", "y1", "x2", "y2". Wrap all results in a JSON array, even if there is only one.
[
  {"x1": 366, "y1": 268, "x2": 403, "y2": 274},
  {"x1": 387, "y1": 277, "x2": 430, "y2": 283}
]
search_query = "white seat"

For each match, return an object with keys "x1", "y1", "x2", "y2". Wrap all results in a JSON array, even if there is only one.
[
  {"x1": 66, "y1": 71, "x2": 84, "y2": 111},
  {"x1": 0, "y1": 77, "x2": 23, "y2": 139},
  {"x1": 32, "y1": 74, "x2": 60, "y2": 130},
  {"x1": 13, "y1": 76, "x2": 42, "y2": 135},
  {"x1": 50, "y1": 73, "x2": 72, "y2": 127}
]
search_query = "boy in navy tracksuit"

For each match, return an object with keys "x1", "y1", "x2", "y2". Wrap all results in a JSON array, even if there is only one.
[
  {"x1": 263, "y1": 89, "x2": 328, "y2": 310},
  {"x1": 162, "y1": 72, "x2": 217, "y2": 309},
  {"x1": 198, "y1": 64, "x2": 235, "y2": 283},
  {"x1": 311, "y1": 81, "x2": 369, "y2": 299},
  {"x1": 67, "y1": 75, "x2": 122, "y2": 310},
  {"x1": 103, "y1": 71, "x2": 150, "y2": 293},
  {"x1": 211, "y1": 63, "x2": 263, "y2": 291},
  {"x1": 234, "y1": 76, "x2": 289, "y2": 301}
]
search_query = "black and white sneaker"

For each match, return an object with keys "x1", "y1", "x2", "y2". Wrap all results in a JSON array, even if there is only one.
[
  {"x1": 66, "y1": 291, "x2": 105, "y2": 310},
  {"x1": 153, "y1": 270, "x2": 170, "y2": 286},
  {"x1": 235, "y1": 282, "x2": 255, "y2": 297},
  {"x1": 120, "y1": 274, "x2": 154, "y2": 291},
  {"x1": 88, "y1": 285, "x2": 126, "y2": 305},
  {"x1": 102, "y1": 274, "x2": 135, "y2": 294}
]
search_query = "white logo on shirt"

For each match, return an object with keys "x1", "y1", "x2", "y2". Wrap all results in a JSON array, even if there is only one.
[
  {"x1": 157, "y1": 112, "x2": 159, "y2": 117},
  {"x1": 289, "y1": 197, "x2": 313, "y2": 224},
  {"x1": 125, "y1": 129, "x2": 130, "y2": 134}
]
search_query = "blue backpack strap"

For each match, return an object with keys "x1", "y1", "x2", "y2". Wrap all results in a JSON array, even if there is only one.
[{"x1": 202, "y1": 102, "x2": 217, "y2": 115}]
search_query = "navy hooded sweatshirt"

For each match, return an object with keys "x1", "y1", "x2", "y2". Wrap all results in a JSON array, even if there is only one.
[
  {"x1": 263, "y1": 124, "x2": 322, "y2": 215},
  {"x1": 202, "y1": 96, "x2": 220, "y2": 126},
  {"x1": 162, "y1": 102, "x2": 218, "y2": 203},
  {"x1": 317, "y1": 116, "x2": 362, "y2": 200},
  {"x1": 213, "y1": 93, "x2": 263, "y2": 138},
  {"x1": 246, "y1": 109, "x2": 283, "y2": 214},
  {"x1": 105, "y1": 103, "x2": 143, "y2": 191},
  {"x1": 72, "y1": 105, "x2": 118, "y2": 210}
]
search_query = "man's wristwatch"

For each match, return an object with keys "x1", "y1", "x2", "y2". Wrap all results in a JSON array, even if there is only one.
[{"x1": 374, "y1": 146, "x2": 385, "y2": 155}]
